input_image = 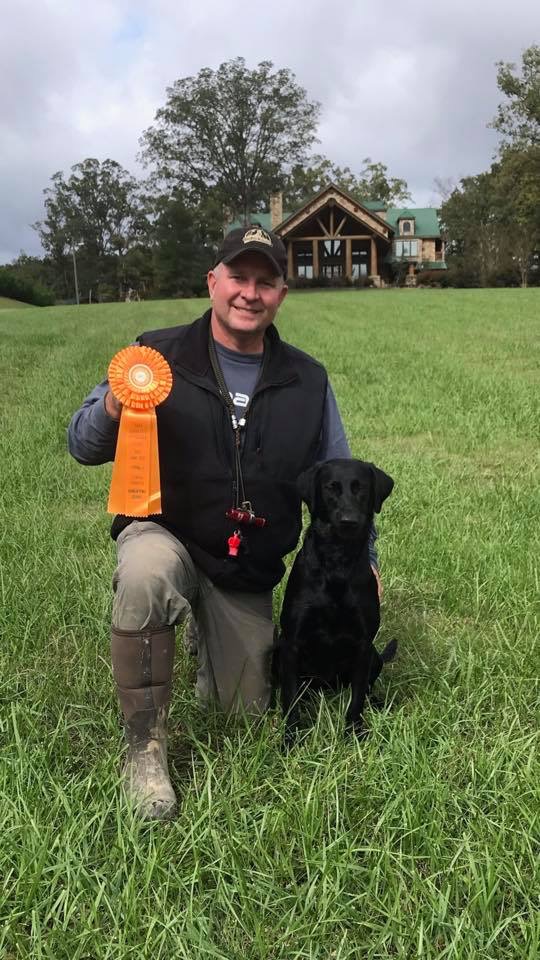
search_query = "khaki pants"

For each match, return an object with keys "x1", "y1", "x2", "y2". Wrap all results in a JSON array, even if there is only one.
[{"x1": 112, "y1": 521, "x2": 275, "y2": 714}]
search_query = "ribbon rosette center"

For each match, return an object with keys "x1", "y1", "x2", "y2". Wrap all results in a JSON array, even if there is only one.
[
  {"x1": 107, "y1": 346, "x2": 173, "y2": 517},
  {"x1": 129, "y1": 363, "x2": 154, "y2": 390}
]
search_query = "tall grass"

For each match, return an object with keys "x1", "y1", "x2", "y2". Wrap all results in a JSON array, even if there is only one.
[{"x1": 1, "y1": 290, "x2": 538, "y2": 958}]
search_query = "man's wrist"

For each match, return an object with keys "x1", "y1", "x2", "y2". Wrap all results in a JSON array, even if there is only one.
[
  {"x1": 371, "y1": 564, "x2": 383, "y2": 600},
  {"x1": 104, "y1": 390, "x2": 121, "y2": 421}
]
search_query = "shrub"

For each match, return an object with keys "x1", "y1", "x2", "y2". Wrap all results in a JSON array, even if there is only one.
[
  {"x1": 287, "y1": 275, "x2": 374, "y2": 291},
  {"x1": 416, "y1": 269, "x2": 449, "y2": 288},
  {"x1": 352, "y1": 275, "x2": 374, "y2": 289},
  {"x1": 487, "y1": 267, "x2": 520, "y2": 288},
  {"x1": 0, "y1": 268, "x2": 55, "y2": 306},
  {"x1": 444, "y1": 261, "x2": 481, "y2": 288}
]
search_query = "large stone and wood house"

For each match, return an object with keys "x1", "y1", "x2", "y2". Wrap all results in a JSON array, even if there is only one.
[{"x1": 228, "y1": 184, "x2": 446, "y2": 286}]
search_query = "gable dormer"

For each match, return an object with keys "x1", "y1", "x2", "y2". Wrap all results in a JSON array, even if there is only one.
[{"x1": 398, "y1": 216, "x2": 415, "y2": 236}]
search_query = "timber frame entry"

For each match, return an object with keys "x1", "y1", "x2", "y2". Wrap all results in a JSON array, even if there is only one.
[{"x1": 275, "y1": 184, "x2": 392, "y2": 284}]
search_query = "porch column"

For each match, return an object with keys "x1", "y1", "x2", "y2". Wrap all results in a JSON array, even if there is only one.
[
  {"x1": 287, "y1": 241, "x2": 293, "y2": 280},
  {"x1": 312, "y1": 239, "x2": 319, "y2": 279},
  {"x1": 370, "y1": 238, "x2": 377, "y2": 275},
  {"x1": 345, "y1": 238, "x2": 352, "y2": 279}
]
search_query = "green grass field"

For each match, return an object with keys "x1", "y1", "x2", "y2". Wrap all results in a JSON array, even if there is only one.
[
  {"x1": 0, "y1": 296, "x2": 31, "y2": 309},
  {"x1": 1, "y1": 290, "x2": 539, "y2": 959}
]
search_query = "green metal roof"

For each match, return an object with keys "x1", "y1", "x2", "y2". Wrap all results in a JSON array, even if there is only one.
[
  {"x1": 360, "y1": 200, "x2": 387, "y2": 211},
  {"x1": 385, "y1": 208, "x2": 441, "y2": 237},
  {"x1": 228, "y1": 201, "x2": 441, "y2": 238},
  {"x1": 227, "y1": 212, "x2": 292, "y2": 232}
]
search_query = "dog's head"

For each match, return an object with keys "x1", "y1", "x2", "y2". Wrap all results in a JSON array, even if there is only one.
[{"x1": 298, "y1": 458, "x2": 394, "y2": 539}]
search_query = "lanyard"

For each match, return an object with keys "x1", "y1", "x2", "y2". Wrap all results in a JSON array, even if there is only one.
[{"x1": 207, "y1": 331, "x2": 267, "y2": 544}]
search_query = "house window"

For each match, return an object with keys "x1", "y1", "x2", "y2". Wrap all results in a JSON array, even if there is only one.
[
  {"x1": 351, "y1": 240, "x2": 369, "y2": 278},
  {"x1": 322, "y1": 264, "x2": 343, "y2": 278},
  {"x1": 323, "y1": 240, "x2": 342, "y2": 256},
  {"x1": 399, "y1": 219, "x2": 415, "y2": 236},
  {"x1": 295, "y1": 242, "x2": 313, "y2": 279},
  {"x1": 395, "y1": 240, "x2": 419, "y2": 257},
  {"x1": 351, "y1": 263, "x2": 368, "y2": 279},
  {"x1": 319, "y1": 238, "x2": 344, "y2": 278}
]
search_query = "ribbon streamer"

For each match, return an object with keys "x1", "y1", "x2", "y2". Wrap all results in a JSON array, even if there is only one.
[{"x1": 107, "y1": 345, "x2": 172, "y2": 516}]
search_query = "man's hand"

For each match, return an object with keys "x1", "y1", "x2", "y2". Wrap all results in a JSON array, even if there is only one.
[
  {"x1": 105, "y1": 390, "x2": 122, "y2": 421},
  {"x1": 371, "y1": 564, "x2": 383, "y2": 601}
]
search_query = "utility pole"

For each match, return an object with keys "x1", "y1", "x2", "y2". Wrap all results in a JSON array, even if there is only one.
[{"x1": 71, "y1": 247, "x2": 80, "y2": 305}]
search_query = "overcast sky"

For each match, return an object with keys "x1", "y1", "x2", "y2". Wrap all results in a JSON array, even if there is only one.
[{"x1": 1, "y1": 0, "x2": 538, "y2": 263}]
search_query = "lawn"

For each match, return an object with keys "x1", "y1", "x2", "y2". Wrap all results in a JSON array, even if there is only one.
[
  {"x1": 0, "y1": 289, "x2": 538, "y2": 959},
  {"x1": 0, "y1": 296, "x2": 31, "y2": 309}
]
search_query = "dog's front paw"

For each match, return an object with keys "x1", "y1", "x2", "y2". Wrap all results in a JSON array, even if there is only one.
[
  {"x1": 282, "y1": 721, "x2": 300, "y2": 752},
  {"x1": 345, "y1": 716, "x2": 368, "y2": 739},
  {"x1": 281, "y1": 734, "x2": 295, "y2": 753}
]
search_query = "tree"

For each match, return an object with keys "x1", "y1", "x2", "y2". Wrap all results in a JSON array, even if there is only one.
[
  {"x1": 492, "y1": 146, "x2": 540, "y2": 286},
  {"x1": 488, "y1": 45, "x2": 540, "y2": 286},
  {"x1": 440, "y1": 172, "x2": 505, "y2": 287},
  {"x1": 282, "y1": 154, "x2": 410, "y2": 209},
  {"x1": 439, "y1": 153, "x2": 540, "y2": 288},
  {"x1": 140, "y1": 58, "x2": 320, "y2": 223},
  {"x1": 357, "y1": 159, "x2": 411, "y2": 205},
  {"x1": 6, "y1": 252, "x2": 57, "y2": 296},
  {"x1": 34, "y1": 159, "x2": 148, "y2": 300},
  {"x1": 0, "y1": 265, "x2": 55, "y2": 306},
  {"x1": 283, "y1": 155, "x2": 362, "y2": 207},
  {"x1": 490, "y1": 44, "x2": 540, "y2": 148},
  {"x1": 152, "y1": 194, "x2": 212, "y2": 296}
]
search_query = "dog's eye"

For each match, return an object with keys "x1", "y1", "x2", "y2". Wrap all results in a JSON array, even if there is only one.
[
  {"x1": 326, "y1": 481, "x2": 342, "y2": 494},
  {"x1": 351, "y1": 480, "x2": 360, "y2": 495}
]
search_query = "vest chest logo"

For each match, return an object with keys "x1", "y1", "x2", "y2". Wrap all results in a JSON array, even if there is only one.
[{"x1": 243, "y1": 228, "x2": 272, "y2": 246}]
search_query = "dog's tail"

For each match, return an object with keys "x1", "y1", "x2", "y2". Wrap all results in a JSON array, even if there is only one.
[
  {"x1": 380, "y1": 638, "x2": 398, "y2": 663},
  {"x1": 368, "y1": 638, "x2": 398, "y2": 693}
]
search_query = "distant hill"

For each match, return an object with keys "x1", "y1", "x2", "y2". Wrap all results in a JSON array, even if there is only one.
[{"x1": 0, "y1": 296, "x2": 31, "y2": 309}]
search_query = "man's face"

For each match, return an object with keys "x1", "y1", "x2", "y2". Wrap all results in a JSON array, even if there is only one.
[{"x1": 207, "y1": 252, "x2": 288, "y2": 351}]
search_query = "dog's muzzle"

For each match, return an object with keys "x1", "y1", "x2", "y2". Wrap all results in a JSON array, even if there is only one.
[{"x1": 337, "y1": 518, "x2": 362, "y2": 538}]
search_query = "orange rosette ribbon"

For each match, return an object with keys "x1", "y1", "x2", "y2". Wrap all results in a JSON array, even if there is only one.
[{"x1": 107, "y1": 345, "x2": 173, "y2": 516}]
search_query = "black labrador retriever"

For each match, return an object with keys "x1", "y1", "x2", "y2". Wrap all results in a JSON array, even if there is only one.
[{"x1": 278, "y1": 458, "x2": 395, "y2": 743}]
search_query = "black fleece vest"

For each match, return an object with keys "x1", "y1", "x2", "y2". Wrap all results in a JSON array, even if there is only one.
[{"x1": 111, "y1": 311, "x2": 328, "y2": 592}]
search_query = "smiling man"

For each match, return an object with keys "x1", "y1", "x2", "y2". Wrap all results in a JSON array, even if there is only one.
[
  {"x1": 207, "y1": 231, "x2": 288, "y2": 352},
  {"x1": 68, "y1": 225, "x2": 379, "y2": 821}
]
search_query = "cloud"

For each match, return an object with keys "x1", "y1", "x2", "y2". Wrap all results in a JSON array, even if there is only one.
[{"x1": 1, "y1": 0, "x2": 538, "y2": 261}]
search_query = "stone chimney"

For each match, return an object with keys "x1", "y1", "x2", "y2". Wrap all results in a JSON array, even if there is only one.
[{"x1": 270, "y1": 192, "x2": 283, "y2": 229}]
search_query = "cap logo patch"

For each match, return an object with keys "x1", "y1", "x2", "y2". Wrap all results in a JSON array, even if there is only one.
[{"x1": 242, "y1": 228, "x2": 272, "y2": 247}]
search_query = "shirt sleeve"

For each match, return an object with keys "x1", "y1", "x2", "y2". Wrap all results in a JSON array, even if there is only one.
[
  {"x1": 67, "y1": 379, "x2": 119, "y2": 465},
  {"x1": 316, "y1": 381, "x2": 379, "y2": 571},
  {"x1": 316, "y1": 380, "x2": 352, "y2": 461}
]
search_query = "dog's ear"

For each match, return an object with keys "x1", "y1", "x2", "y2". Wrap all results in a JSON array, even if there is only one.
[
  {"x1": 297, "y1": 463, "x2": 320, "y2": 515},
  {"x1": 370, "y1": 464, "x2": 394, "y2": 513}
]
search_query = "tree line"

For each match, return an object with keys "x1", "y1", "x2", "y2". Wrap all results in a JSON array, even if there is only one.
[
  {"x1": 2, "y1": 59, "x2": 408, "y2": 304},
  {"x1": 3, "y1": 48, "x2": 539, "y2": 302},
  {"x1": 439, "y1": 45, "x2": 540, "y2": 288}
]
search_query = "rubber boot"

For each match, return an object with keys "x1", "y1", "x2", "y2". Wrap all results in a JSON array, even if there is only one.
[
  {"x1": 111, "y1": 626, "x2": 178, "y2": 821},
  {"x1": 183, "y1": 612, "x2": 199, "y2": 657}
]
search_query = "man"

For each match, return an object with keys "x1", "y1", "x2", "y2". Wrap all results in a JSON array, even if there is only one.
[{"x1": 69, "y1": 226, "x2": 380, "y2": 821}]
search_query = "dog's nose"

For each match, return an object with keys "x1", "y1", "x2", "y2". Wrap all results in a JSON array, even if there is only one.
[{"x1": 337, "y1": 518, "x2": 361, "y2": 538}]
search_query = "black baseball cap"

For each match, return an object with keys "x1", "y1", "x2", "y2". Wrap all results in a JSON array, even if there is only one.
[{"x1": 214, "y1": 226, "x2": 288, "y2": 278}]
